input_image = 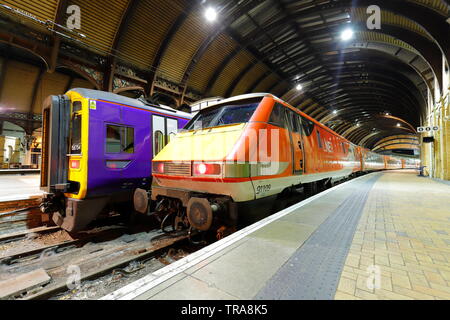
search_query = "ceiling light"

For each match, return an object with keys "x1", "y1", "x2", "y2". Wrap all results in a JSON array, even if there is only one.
[
  {"x1": 341, "y1": 28, "x2": 354, "y2": 41},
  {"x1": 296, "y1": 84, "x2": 303, "y2": 91},
  {"x1": 204, "y1": 7, "x2": 217, "y2": 22},
  {"x1": 397, "y1": 123, "x2": 401, "y2": 127},
  {"x1": 333, "y1": 110, "x2": 337, "y2": 114}
]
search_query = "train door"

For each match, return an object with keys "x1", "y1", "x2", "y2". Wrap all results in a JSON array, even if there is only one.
[
  {"x1": 298, "y1": 115, "x2": 315, "y2": 174},
  {"x1": 152, "y1": 115, "x2": 178, "y2": 156},
  {"x1": 285, "y1": 109, "x2": 304, "y2": 174}
]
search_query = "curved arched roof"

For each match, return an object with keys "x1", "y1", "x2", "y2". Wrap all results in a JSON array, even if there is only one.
[{"x1": 0, "y1": 0, "x2": 449, "y2": 149}]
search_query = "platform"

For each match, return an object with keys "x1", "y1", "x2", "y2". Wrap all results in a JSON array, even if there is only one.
[
  {"x1": 0, "y1": 173, "x2": 43, "y2": 202},
  {"x1": 103, "y1": 170, "x2": 450, "y2": 300}
]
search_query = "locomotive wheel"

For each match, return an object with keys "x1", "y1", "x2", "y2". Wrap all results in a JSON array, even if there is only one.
[
  {"x1": 187, "y1": 198, "x2": 213, "y2": 231},
  {"x1": 133, "y1": 188, "x2": 149, "y2": 214}
]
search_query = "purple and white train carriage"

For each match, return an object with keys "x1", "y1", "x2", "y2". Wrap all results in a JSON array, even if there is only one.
[{"x1": 39, "y1": 88, "x2": 192, "y2": 232}]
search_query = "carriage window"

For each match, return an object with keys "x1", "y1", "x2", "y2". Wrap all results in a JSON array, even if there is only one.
[
  {"x1": 106, "y1": 125, "x2": 134, "y2": 153},
  {"x1": 269, "y1": 103, "x2": 286, "y2": 128},
  {"x1": 167, "y1": 118, "x2": 178, "y2": 143},
  {"x1": 70, "y1": 114, "x2": 82, "y2": 154},
  {"x1": 123, "y1": 127, "x2": 134, "y2": 153},
  {"x1": 154, "y1": 130, "x2": 164, "y2": 155}
]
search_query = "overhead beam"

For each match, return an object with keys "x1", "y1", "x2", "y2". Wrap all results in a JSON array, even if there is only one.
[
  {"x1": 289, "y1": 0, "x2": 450, "y2": 64},
  {"x1": 302, "y1": 48, "x2": 430, "y2": 95},
  {"x1": 47, "y1": 0, "x2": 68, "y2": 72},
  {"x1": 103, "y1": 0, "x2": 140, "y2": 92},
  {"x1": 180, "y1": 0, "x2": 262, "y2": 102},
  {"x1": 0, "y1": 55, "x2": 8, "y2": 101},
  {"x1": 29, "y1": 69, "x2": 45, "y2": 116},
  {"x1": 146, "y1": 1, "x2": 199, "y2": 96},
  {"x1": 352, "y1": 23, "x2": 443, "y2": 92}
]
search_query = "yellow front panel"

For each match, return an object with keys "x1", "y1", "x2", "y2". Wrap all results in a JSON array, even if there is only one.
[
  {"x1": 154, "y1": 124, "x2": 246, "y2": 162},
  {"x1": 65, "y1": 91, "x2": 89, "y2": 199}
]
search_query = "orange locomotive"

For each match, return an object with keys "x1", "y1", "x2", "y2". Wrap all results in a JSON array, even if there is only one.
[{"x1": 148, "y1": 93, "x2": 418, "y2": 234}]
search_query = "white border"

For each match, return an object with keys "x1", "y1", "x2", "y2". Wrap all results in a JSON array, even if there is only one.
[
  {"x1": 0, "y1": 193, "x2": 43, "y2": 202},
  {"x1": 101, "y1": 172, "x2": 377, "y2": 300}
]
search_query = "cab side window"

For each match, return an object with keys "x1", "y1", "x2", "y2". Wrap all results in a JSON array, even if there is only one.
[
  {"x1": 300, "y1": 116, "x2": 315, "y2": 136},
  {"x1": 286, "y1": 110, "x2": 301, "y2": 133},
  {"x1": 268, "y1": 103, "x2": 286, "y2": 128}
]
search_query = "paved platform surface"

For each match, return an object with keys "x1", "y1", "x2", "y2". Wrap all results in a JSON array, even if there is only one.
[
  {"x1": 103, "y1": 170, "x2": 450, "y2": 300},
  {"x1": 0, "y1": 174, "x2": 43, "y2": 201}
]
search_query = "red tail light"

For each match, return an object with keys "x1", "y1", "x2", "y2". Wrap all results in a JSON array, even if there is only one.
[
  {"x1": 70, "y1": 160, "x2": 80, "y2": 169},
  {"x1": 193, "y1": 163, "x2": 221, "y2": 176},
  {"x1": 153, "y1": 162, "x2": 165, "y2": 174}
]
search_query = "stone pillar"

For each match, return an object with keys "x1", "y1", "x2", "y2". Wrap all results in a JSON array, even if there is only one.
[
  {"x1": 0, "y1": 136, "x2": 4, "y2": 166},
  {"x1": 443, "y1": 95, "x2": 450, "y2": 180}
]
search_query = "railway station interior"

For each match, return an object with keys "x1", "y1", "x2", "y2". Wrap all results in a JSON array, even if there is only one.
[{"x1": 0, "y1": 0, "x2": 449, "y2": 306}]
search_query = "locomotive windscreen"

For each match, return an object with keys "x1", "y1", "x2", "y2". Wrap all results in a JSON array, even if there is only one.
[{"x1": 184, "y1": 102, "x2": 259, "y2": 131}]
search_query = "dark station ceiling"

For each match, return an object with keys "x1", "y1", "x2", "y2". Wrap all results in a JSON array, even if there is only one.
[{"x1": 0, "y1": 0, "x2": 449, "y2": 150}]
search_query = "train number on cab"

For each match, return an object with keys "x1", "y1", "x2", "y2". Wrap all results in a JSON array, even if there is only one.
[{"x1": 256, "y1": 184, "x2": 271, "y2": 195}]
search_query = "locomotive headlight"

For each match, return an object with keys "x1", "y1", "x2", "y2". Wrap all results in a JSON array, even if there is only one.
[
  {"x1": 193, "y1": 162, "x2": 221, "y2": 176},
  {"x1": 197, "y1": 163, "x2": 207, "y2": 175}
]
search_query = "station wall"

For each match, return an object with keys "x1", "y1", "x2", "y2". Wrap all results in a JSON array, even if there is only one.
[{"x1": 421, "y1": 57, "x2": 450, "y2": 180}]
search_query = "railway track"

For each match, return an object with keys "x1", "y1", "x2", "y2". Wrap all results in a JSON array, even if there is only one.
[
  {"x1": 0, "y1": 198, "x2": 41, "y2": 213},
  {"x1": 0, "y1": 226, "x2": 60, "y2": 245},
  {"x1": 0, "y1": 175, "x2": 360, "y2": 300},
  {"x1": 0, "y1": 199, "x2": 45, "y2": 236},
  {"x1": 29, "y1": 232, "x2": 192, "y2": 300},
  {"x1": 0, "y1": 222, "x2": 194, "y2": 300}
]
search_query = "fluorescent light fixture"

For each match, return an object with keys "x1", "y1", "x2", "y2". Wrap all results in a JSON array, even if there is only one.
[
  {"x1": 204, "y1": 7, "x2": 217, "y2": 22},
  {"x1": 341, "y1": 28, "x2": 354, "y2": 41}
]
